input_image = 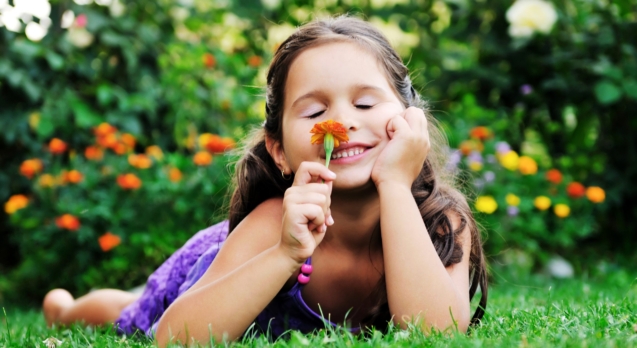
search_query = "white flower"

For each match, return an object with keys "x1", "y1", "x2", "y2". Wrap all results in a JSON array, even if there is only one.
[
  {"x1": 25, "y1": 21, "x2": 46, "y2": 41},
  {"x1": 506, "y1": 0, "x2": 557, "y2": 38},
  {"x1": 42, "y1": 337, "x2": 63, "y2": 348},
  {"x1": 67, "y1": 26, "x2": 94, "y2": 48}
]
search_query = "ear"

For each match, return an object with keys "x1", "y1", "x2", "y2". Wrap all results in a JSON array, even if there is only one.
[{"x1": 265, "y1": 135, "x2": 290, "y2": 174}]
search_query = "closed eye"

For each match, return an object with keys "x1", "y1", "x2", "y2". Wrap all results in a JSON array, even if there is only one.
[
  {"x1": 307, "y1": 110, "x2": 325, "y2": 119},
  {"x1": 355, "y1": 105, "x2": 373, "y2": 110}
]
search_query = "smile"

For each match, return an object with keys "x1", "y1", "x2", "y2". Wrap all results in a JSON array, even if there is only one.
[{"x1": 331, "y1": 146, "x2": 367, "y2": 159}]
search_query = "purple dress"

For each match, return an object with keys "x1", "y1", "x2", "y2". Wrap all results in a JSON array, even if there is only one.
[{"x1": 115, "y1": 220, "x2": 355, "y2": 339}]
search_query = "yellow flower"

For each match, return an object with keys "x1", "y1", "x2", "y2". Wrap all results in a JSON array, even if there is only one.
[
  {"x1": 534, "y1": 196, "x2": 551, "y2": 211},
  {"x1": 469, "y1": 161, "x2": 483, "y2": 171},
  {"x1": 505, "y1": 193, "x2": 521, "y2": 206},
  {"x1": 39, "y1": 174, "x2": 56, "y2": 188},
  {"x1": 499, "y1": 151, "x2": 519, "y2": 171},
  {"x1": 146, "y1": 145, "x2": 164, "y2": 160},
  {"x1": 554, "y1": 204, "x2": 570, "y2": 218},
  {"x1": 475, "y1": 196, "x2": 498, "y2": 214},
  {"x1": 518, "y1": 156, "x2": 538, "y2": 175}
]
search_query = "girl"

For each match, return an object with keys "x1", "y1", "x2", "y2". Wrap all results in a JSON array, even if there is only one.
[{"x1": 43, "y1": 15, "x2": 488, "y2": 345}]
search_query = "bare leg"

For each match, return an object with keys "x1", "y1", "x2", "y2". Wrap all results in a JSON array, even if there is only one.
[{"x1": 43, "y1": 288, "x2": 140, "y2": 327}]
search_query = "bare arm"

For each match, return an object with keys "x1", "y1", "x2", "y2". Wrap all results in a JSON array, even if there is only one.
[
  {"x1": 378, "y1": 182, "x2": 471, "y2": 332},
  {"x1": 155, "y1": 162, "x2": 335, "y2": 346},
  {"x1": 154, "y1": 198, "x2": 298, "y2": 345}
]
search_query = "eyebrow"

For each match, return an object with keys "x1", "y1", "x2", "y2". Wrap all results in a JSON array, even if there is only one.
[{"x1": 290, "y1": 84, "x2": 386, "y2": 109}]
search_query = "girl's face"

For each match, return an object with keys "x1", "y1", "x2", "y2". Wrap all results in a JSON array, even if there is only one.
[{"x1": 279, "y1": 42, "x2": 405, "y2": 190}]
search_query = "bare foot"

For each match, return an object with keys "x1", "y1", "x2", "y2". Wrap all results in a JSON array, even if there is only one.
[{"x1": 43, "y1": 289, "x2": 74, "y2": 327}]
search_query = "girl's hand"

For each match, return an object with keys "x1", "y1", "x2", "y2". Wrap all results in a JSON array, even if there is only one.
[
  {"x1": 279, "y1": 162, "x2": 336, "y2": 263},
  {"x1": 371, "y1": 107, "x2": 430, "y2": 189}
]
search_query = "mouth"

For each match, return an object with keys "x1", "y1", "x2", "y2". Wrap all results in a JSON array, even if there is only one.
[
  {"x1": 329, "y1": 146, "x2": 368, "y2": 160},
  {"x1": 320, "y1": 142, "x2": 373, "y2": 163}
]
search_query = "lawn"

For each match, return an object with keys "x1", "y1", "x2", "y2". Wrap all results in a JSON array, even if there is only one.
[{"x1": 2, "y1": 269, "x2": 636, "y2": 347}]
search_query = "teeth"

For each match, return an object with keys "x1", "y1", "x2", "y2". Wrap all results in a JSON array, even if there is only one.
[{"x1": 330, "y1": 147, "x2": 365, "y2": 159}]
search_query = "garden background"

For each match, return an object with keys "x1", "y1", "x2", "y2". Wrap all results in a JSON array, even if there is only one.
[{"x1": 0, "y1": 0, "x2": 636, "y2": 325}]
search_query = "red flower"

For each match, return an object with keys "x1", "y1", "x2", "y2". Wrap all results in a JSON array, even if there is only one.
[
  {"x1": 85, "y1": 146, "x2": 104, "y2": 161},
  {"x1": 98, "y1": 232, "x2": 121, "y2": 252},
  {"x1": 204, "y1": 135, "x2": 235, "y2": 153},
  {"x1": 566, "y1": 182, "x2": 586, "y2": 198},
  {"x1": 546, "y1": 169, "x2": 563, "y2": 184},
  {"x1": 55, "y1": 214, "x2": 80, "y2": 231},
  {"x1": 248, "y1": 55, "x2": 262, "y2": 67},
  {"x1": 202, "y1": 53, "x2": 216, "y2": 68}
]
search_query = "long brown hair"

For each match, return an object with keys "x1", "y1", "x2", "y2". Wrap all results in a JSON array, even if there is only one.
[{"x1": 227, "y1": 15, "x2": 487, "y2": 328}]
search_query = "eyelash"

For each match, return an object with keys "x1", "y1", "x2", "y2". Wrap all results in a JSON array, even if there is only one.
[{"x1": 306, "y1": 105, "x2": 373, "y2": 119}]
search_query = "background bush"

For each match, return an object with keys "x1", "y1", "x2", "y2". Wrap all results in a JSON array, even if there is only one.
[{"x1": 1, "y1": 0, "x2": 635, "y2": 304}]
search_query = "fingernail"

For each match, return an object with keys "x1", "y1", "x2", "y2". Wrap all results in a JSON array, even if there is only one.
[
  {"x1": 322, "y1": 223, "x2": 327, "y2": 232},
  {"x1": 328, "y1": 171, "x2": 336, "y2": 178},
  {"x1": 328, "y1": 216, "x2": 334, "y2": 225}
]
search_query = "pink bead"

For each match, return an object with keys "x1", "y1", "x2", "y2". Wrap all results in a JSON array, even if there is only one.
[
  {"x1": 300, "y1": 264, "x2": 313, "y2": 275},
  {"x1": 297, "y1": 273, "x2": 310, "y2": 284}
]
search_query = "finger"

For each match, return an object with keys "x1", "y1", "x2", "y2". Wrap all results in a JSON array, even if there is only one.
[
  {"x1": 287, "y1": 183, "x2": 331, "y2": 200},
  {"x1": 404, "y1": 107, "x2": 426, "y2": 132},
  {"x1": 286, "y1": 192, "x2": 329, "y2": 217},
  {"x1": 293, "y1": 162, "x2": 336, "y2": 186},
  {"x1": 296, "y1": 203, "x2": 326, "y2": 233},
  {"x1": 387, "y1": 115, "x2": 409, "y2": 139}
]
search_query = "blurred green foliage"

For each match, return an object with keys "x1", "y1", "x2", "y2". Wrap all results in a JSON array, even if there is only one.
[{"x1": 1, "y1": 0, "x2": 636, "y2": 303}]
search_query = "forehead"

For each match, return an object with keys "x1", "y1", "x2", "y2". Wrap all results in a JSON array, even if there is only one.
[{"x1": 284, "y1": 42, "x2": 394, "y2": 103}]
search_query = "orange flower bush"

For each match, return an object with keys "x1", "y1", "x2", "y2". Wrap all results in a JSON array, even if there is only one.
[
  {"x1": 20, "y1": 158, "x2": 44, "y2": 179},
  {"x1": 193, "y1": 151, "x2": 213, "y2": 166},
  {"x1": 117, "y1": 173, "x2": 142, "y2": 190},
  {"x1": 4, "y1": 194, "x2": 29, "y2": 214},
  {"x1": 48, "y1": 138, "x2": 68, "y2": 154},
  {"x1": 169, "y1": 167, "x2": 183, "y2": 182},
  {"x1": 98, "y1": 232, "x2": 121, "y2": 252},
  {"x1": 55, "y1": 214, "x2": 81, "y2": 231}
]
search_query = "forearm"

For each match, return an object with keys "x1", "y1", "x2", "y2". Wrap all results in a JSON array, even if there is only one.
[
  {"x1": 378, "y1": 182, "x2": 469, "y2": 332},
  {"x1": 155, "y1": 245, "x2": 301, "y2": 346}
]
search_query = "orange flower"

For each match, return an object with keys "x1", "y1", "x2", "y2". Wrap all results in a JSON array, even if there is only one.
[
  {"x1": 113, "y1": 142, "x2": 128, "y2": 155},
  {"x1": 310, "y1": 120, "x2": 349, "y2": 147},
  {"x1": 85, "y1": 146, "x2": 103, "y2": 161},
  {"x1": 55, "y1": 214, "x2": 80, "y2": 231},
  {"x1": 169, "y1": 167, "x2": 182, "y2": 182},
  {"x1": 193, "y1": 151, "x2": 213, "y2": 166},
  {"x1": 98, "y1": 232, "x2": 121, "y2": 252},
  {"x1": 97, "y1": 133, "x2": 119, "y2": 149},
  {"x1": 567, "y1": 182, "x2": 586, "y2": 198},
  {"x1": 94, "y1": 123, "x2": 117, "y2": 137},
  {"x1": 146, "y1": 146, "x2": 164, "y2": 160},
  {"x1": 586, "y1": 186, "x2": 605, "y2": 203},
  {"x1": 48, "y1": 138, "x2": 68, "y2": 154},
  {"x1": 121, "y1": 133, "x2": 136, "y2": 150},
  {"x1": 117, "y1": 173, "x2": 142, "y2": 190},
  {"x1": 518, "y1": 156, "x2": 538, "y2": 175},
  {"x1": 469, "y1": 126, "x2": 491, "y2": 141},
  {"x1": 65, "y1": 170, "x2": 84, "y2": 184},
  {"x1": 4, "y1": 194, "x2": 29, "y2": 214},
  {"x1": 310, "y1": 120, "x2": 349, "y2": 168},
  {"x1": 546, "y1": 169, "x2": 562, "y2": 184},
  {"x1": 204, "y1": 135, "x2": 235, "y2": 153},
  {"x1": 248, "y1": 55, "x2": 262, "y2": 67},
  {"x1": 128, "y1": 154, "x2": 152, "y2": 169},
  {"x1": 202, "y1": 53, "x2": 216, "y2": 68},
  {"x1": 19, "y1": 159, "x2": 44, "y2": 179}
]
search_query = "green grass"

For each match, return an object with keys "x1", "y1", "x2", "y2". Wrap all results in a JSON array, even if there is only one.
[{"x1": 2, "y1": 270, "x2": 637, "y2": 347}]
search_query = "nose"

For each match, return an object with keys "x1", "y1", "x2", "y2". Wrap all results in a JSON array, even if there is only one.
[{"x1": 331, "y1": 104, "x2": 359, "y2": 131}]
